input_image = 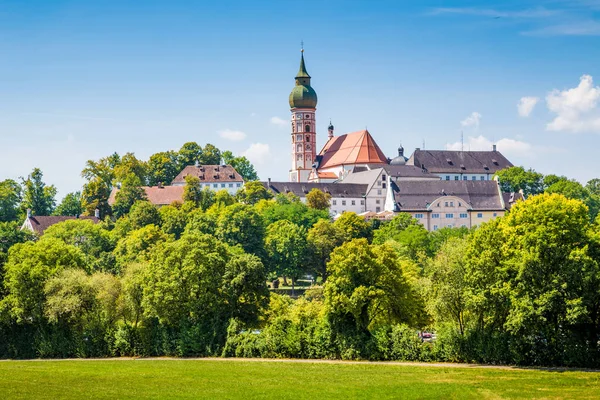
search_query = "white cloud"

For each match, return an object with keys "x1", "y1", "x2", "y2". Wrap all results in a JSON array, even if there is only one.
[
  {"x1": 242, "y1": 143, "x2": 271, "y2": 165},
  {"x1": 518, "y1": 96, "x2": 540, "y2": 117},
  {"x1": 219, "y1": 129, "x2": 247, "y2": 141},
  {"x1": 446, "y1": 135, "x2": 532, "y2": 156},
  {"x1": 546, "y1": 74, "x2": 600, "y2": 133},
  {"x1": 270, "y1": 116, "x2": 287, "y2": 127},
  {"x1": 461, "y1": 112, "x2": 482, "y2": 129}
]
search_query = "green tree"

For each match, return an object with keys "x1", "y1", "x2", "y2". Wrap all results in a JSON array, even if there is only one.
[
  {"x1": 424, "y1": 237, "x2": 469, "y2": 335},
  {"x1": 113, "y1": 152, "x2": 147, "y2": 184},
  {"x1": 306, "y1": 188, "x2": 331, "y2": 210},
  {"x1": 333, "y1": 212, "x2": 372, "y2": 243},
  {"x1": 178, "y1": 142, "x2": 203, "y2": 169},
  {"x1": 586, "y1": 178, "x2": 600, "y2": 196},
  {"x1": 43, "y1": 219, "x2": 113, "y2": 266},
  {"x1": 307, "y1": 219, "x2": 344, "y2": 282},
  {"x1": 265, "y1": 220, "x2": 309, "y2": 294},
  {"x1": 222, "y1": 151, "x2": 259, "y2": 181},
  {"x1": 215, "y1": 203, "x2": 265, "y2": 258},
  {"x1": 21, "y1": 168, "x2": 57, "y2": 216},
  {"x1": 199, "y1": 143, "x2": 221, "y2": 165},
  {"x1": 112, "y1": 174, "x2": 147, "y2": 218},
  {"x1": 1, "y1": 237, "x2": 87, "y2": 323},
  {"x1": 0, "y1": 222, "x2": 35, "y2": 297},
  {"x1": 159, "y1": 204, "x2": 187, "y2": 239},
  {"x1": 183, "y1": 176, "x2": 215, "y2": 210},
  {"x1": 546, "y1": 179, "x2": 600, "y2": 220},
  {"x1": 81, "y1": 153, "x2": 119, "y2": 217},
  {"x1": 236, "y1": 181, "x2": 272, "y2": 205},
  {"x1": 258, "y1": 197, "x2": 329, "y2": 229},
  {"x1": 495, "y1": 166, "x2": 544, "y2": 196},
  {"x1": 324, "y1": 239, "x2": 424, "y2": 335},
  {"x1": 0, "y1": 179, "x2": 22, "y2": 222},
  {"x1": 128, "y1": 201, "x2": 161, "y2": 230},
  {"x1": 147, "y1": 151, "x2": 179, "y2": 186},
  {"x1": 214, "y1": 189, "x2": 236, "y2": 208},
  {"x1": 53, "y1": 192, "x2": 84, "y2": 216},
  {"x1": 114, "y1": 225, "x2": 170, "y2": 267}
]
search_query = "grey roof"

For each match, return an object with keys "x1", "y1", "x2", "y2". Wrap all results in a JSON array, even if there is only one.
[
  {"x1": 393, "y1": 180, "x2": 505, "y2": 211},
  {"x1": 262, "y1": 182, "x2": 368, "y2": 198},
  {"x1": 172, "y1": 165, "x2": 243, "y2": 185},
  {"x1": 24, "y1": 216, "x2": 100, "y2": 235},
  {"x1": 382, "y1": 165, "x2": 440, "y2": 179},
  {"x1": 407, "y1": 150, "x2": 512, "y2": 174},
  {"x1": 502, "y1": 191, "x2": 525, "y2": 210},
  {"x1": 340, "y1": 169, "x2": 382, "y2": 193}
]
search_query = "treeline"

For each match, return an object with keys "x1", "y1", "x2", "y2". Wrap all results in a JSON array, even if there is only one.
[
  {"x1": 0, "y1": 142, "x2": 258, "y2": 223},
  {"x1": 0, "y1": 184, "x2": 599, "y2": 366}
]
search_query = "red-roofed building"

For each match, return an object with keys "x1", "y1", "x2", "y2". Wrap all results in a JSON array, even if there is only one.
[
  {"x1": 108, "y1": 185, "x2": 185, "y2": 207},
  {"x1": 21, "y1": 209, "x2": 100, "y2": 235},
  {"x1": 308, "y1": 129, "x2": 388, "y2": 182}
]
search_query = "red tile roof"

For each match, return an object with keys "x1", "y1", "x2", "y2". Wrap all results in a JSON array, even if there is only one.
[
  {"x1": 109, "y1": 186, "x2": 185, "y2": 206},
  {"x1": 318, "y1": 130, "x2": 388, "y2": 169},
  {"x1": 171, "y1": 165, "x2": 243, "y2": 185}
]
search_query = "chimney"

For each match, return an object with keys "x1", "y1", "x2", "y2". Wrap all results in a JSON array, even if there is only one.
[
  {"x1": 26, "y1": 209, "x2": 32, "y2": 218},
  {"x1": 268, "y1": 177, "x2": 271, "y2": 187},
  {"x1": 492, "y1": 144, "x2": 497, "y2": 152},
  {"x1": 94, "y1": 209, "x2": 100, "y2": 218},
  {"x1": 415, "y1": 147, "x2": 420, "y2": 151}
]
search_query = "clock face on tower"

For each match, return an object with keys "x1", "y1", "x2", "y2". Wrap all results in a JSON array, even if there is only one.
[{"x1": 305, "y1": 144, "x2": 312, "y2": 151}]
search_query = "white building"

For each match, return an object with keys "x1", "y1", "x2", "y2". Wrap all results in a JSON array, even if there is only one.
[
  {"x1": 171, "y1": 164, "x2": 244, "y2": 195},
  {"x1": 262, "y1": 181, "x2": 368, "y2": 216}
]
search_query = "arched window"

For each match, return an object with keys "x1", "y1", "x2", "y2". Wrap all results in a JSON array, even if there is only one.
[
  {"x1": 305, "y1": 154, "x2": 312, "y2": 162},
  {"x1": 305, "y1": 135, "x2": 310, "y2": 142},
  {"x1": 296, "y1": 143, "x2": 302, "y2": 152},
  {"x1": 297, "y1": 154, "x2": 303, "y2": 161},
  {"x1": 305, "y1": 124, "x2": 310, "y2": 132}
]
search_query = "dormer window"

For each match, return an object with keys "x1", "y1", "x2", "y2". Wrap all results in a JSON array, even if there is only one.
[
  {"x1": 460, "y1": 164, "x2": 465, "y2": 170},
  {"x1": 446, "y1": 158, "x2": 453, "y2": 164},
  {"x1": 492, "y1": 159, "x2": 498, "y2": 165}
]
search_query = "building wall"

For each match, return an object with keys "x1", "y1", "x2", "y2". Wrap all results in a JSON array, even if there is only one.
[
  {"x1": 296, "y1": 195, "x2": 365, "y2": 216},
  {"x1": 172, "y1": 181, "x2": 244, "y2": 195}
]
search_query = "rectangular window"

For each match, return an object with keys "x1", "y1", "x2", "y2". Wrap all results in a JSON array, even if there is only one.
[
  {"x1": 342, "y1": 200, "x2": 346, "y2": 206},
  {"x1": 447, "y1": 224, "x2": 454, "y2": 228},
  {"x1": 360, "y1": 200, "x2": 365, "y2": 205},
  {"x1": 450, "y1": 201, "x2": 454, "y2": 207},
  {"x1": 229, "y1": 183, "x2": 233, "y2": 188},
  {"x1": 236, "y1": 183, "x2": 241, "y2": 187},
  {"x1": 477, "y1": 213, "x2": 483, "y2": 218},
  {"x1": 432, "y1": 213, "x2": 440, "y2": 218},
  {"x1": 414, "y1": 213, "x2": 424, "y2": 219},
  {"x1": 433, "y1": 225, "x2": 438, "y2": 231},
  {"x1": 460, "y1": 213, "x2": 468, "y2": 218},
  {"x1": 382, "y1": 183, "x2": 386, "y2": 189},
  {"x1": 332, "y1": 200, "x2": 337, "y2": 205},
  {"x1": 446, "y1": 213, "x2": 454, "y2": 218},
  {"x1": 376, "y1": 207, "x2": 381, "y2": 212},
  {"x1": 444, "y1": 202, "x2": 449, "y2": 207},
  {"x1": 351, "y1": 200, "x2": 356, "y2": 206},
  {"x1": 446, "y1": 176, "x2": 450, "y2": 181},
  {"x1": 213, "y1": 184, "x2": 218, "y2": 188},
  {"x1": 480, "y1": 176, "x2": 485, "y2": 181},
  {"x1": 221, "y1": 183, "x2": 226, "y2": 188},
  {"x1": 463, "y1": 176, "x2": 467, "y2": 181},
  {"x1": 377, "y1": 190, "x2": 382, "y2": 195},
  {"x1": 376, "y1": 199, "x2": 381, "y2": 204},
  {"x1": 382, "y1": 175, "x2": 386, "y2": 181},
  {"x1": 454, "y1": 176, "x2": 459, "y2": 181},
  {"x1": 493, "y1": 212, "x2": 497, "y2": 217},
  {"x1": 472, "y1": 176, "x2": 476, "y2": 181},
  {"x1": 461, "y1": 224, "x2": 467, "y2": 228}
]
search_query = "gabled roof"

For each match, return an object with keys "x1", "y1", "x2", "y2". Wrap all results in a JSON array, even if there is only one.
[
  {"x1": 262, "y1": 181, "x2": 368, "y2": 198},
  {"x1": 393, "y1": 180, "x2": 504, "y2": 211},
  {"x1": 171, "y1": 165, "x2": 243, "y2": 185},
  {"x1": 381, "y1": 165, "x2": 440, "y2": 179},
  {"x1": 109, "y1": 186, "x2": 185, "y2": 206},
  {"x1": 407, "y1": 150, "x2": 512, "y2": 174},
  {"x1": 318, "y1": 130, "x2": 388, "y2": 169},
  {"x1": 22, "y1": 216, "x2": 100, "y2": 235}
]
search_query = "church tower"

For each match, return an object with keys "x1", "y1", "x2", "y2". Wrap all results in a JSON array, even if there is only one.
[{"x1": 289, "y1": 48, "x2": 318, "y2": 182}]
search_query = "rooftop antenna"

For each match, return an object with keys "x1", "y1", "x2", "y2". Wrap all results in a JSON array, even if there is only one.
[{"x1": 301, "y1": 40, "x2": 304, "y2": 53}]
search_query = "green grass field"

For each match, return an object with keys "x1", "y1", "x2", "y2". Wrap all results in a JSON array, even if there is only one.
[{"x1": 1, "y1": 359, "x2": 599, "y2": 399}]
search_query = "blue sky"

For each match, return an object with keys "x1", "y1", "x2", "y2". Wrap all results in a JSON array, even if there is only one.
[{"x1": 1, "y1": 0, "x2": 600, "y2": 198}]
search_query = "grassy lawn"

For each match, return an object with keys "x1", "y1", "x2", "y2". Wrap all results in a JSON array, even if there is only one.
[{"x1": 0, "y1": 359, "x2": 599, "y2": 399}]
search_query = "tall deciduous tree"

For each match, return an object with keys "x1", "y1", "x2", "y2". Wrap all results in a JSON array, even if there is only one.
[
  {"x1": 53, "y1": 192, "x2": 84, "y2": 216},
  {"x1": 333, "y1": 212, "x2": 372, "y2": 243},
  {"x1": 324, "y1": 239, "x2": 424, "y2": 334},
  {"x1": 307, "y1": 219, "x2": 344, "y2": 282},
  {"x1": 306, "y1": 188, "x2": 331, "y2": 210},
  {"x1": 236, "y1": 181, "x2": 272, "y2": 205},
  {"x1": 215, "y1": 203, "x2": 265, "y2": 259},
  {"x1": 495, "y1": 166, "x2": 544, "y2": 196},
  {"x1": 178, "y1": 142, "x2": 203, "y2": 169},
  {"x1": 0, "y1": 179, "x2": 22, "y2": 222},
  {"x1": 265, "y1": 220, "x2": 308, "y2": 294},
  {"x1": 20, "y1": 168, "x2": 57, "y2": 216},
  {"x1": 222, "y1": 151, "x2": 259, "y2": 181},
  {"x1": 112, "y1": 174, "x2": 146, "y2": 218},
  {"x1": 147, "y1": 151, "x2": 179, "y2": 186}
]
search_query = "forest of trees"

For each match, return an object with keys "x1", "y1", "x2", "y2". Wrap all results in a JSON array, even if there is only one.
[{"x1": 1, "y1": 150, "x2": 599, "y2": 367}]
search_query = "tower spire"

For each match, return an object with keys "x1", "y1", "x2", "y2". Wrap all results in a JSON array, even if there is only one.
[{"x1": 296, "y1": 44, "x2": 310, "y2": 79}]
